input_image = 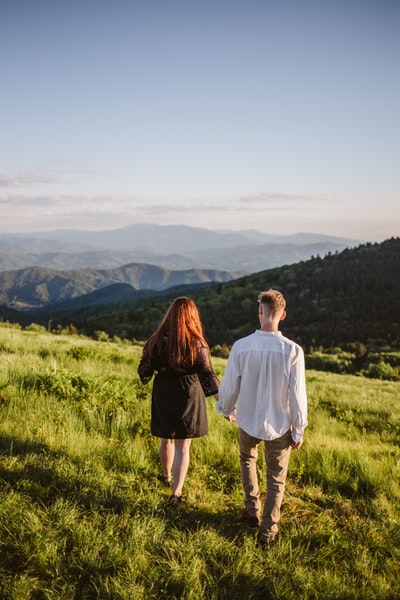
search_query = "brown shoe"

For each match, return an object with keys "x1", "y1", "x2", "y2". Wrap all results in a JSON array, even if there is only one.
[
  {"x1": 242, "y1": 509, "x2": 261, "y2": 527},
  {"x1": 258, "y1": 533, "x2": 278, "y2": 547}
]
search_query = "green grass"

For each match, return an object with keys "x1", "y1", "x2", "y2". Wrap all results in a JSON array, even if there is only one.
[{"x1": 0, "y1": 322, "x2": 399, "y2": 599}]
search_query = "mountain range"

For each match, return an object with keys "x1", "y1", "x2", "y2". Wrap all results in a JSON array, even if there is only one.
[
  {"x1": 0, "y1": 264, "x2": 238, "y2": 310},
  {"x1": 1, "y1": 237, "x2": 398, "y2": 353},
  {"x1": 0, "y1": 224, "x2": 362, "y2": 272}
]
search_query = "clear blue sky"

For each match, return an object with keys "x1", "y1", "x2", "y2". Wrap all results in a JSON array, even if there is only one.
[{"x1": 1, "y1": 0, "x2": 399, "y2": 240}]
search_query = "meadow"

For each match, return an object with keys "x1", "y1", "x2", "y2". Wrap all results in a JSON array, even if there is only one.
[{"x1": 0, "y1": 322, "x2": 399, "y2": 600}]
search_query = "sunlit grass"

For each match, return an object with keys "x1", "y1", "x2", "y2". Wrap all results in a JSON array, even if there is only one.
[{"x1": 0, "y1": 322, "x2": 399, "y2": 599}]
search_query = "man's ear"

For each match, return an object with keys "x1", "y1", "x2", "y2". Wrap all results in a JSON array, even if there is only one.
[{"x1": 279, "y1": 310, "x2": 287, "y2": 321}]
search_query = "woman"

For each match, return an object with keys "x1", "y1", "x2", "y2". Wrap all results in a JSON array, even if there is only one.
[{"x1": 138, "y1": 296, "x2": 219, "y2": 504}]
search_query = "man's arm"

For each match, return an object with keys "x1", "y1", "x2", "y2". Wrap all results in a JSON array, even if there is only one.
[
  {"x1": 217, "y1": 344, "x2": 241, "y2": 417},
  {"x1": 289, "y1": 345, "x2": 308, "y2": 444}
]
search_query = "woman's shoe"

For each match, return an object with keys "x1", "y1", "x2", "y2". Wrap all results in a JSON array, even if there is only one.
[{"x1": 168, "y1": 494, "x2": 186, "y2": 505}]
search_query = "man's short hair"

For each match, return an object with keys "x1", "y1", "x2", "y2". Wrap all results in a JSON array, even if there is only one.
[{"x1": 257, "y1": 289, "x2": 286, "y2": 314}]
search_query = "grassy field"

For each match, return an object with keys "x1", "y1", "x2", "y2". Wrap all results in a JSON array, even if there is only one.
[{"x1": 0, "y1": 322, "x2": 399, "y2": 600}]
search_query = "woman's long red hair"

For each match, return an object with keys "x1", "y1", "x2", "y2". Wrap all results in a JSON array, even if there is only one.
[{"x1": 142, "y1": 297, "x2": 209, "y2": 368}]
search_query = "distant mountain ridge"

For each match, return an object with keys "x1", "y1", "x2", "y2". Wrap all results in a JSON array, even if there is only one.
[
  {"x1": 0, "y1": 224, "x2": 362, "y2": 272},
  {"x1": 0, "y1": 263, "x2": 240, "y2": 309}
]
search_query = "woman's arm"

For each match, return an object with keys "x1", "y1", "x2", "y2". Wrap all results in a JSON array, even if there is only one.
[
  {"x1": 196, "y1": 346, "x2": 219, "y2": 396},
  {"x1": 138, "y1": 357, "x2": 155, "y2": 385}
]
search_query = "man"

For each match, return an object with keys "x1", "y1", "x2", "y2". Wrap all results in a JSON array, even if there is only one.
[{"x1": 217, "y1": 289, "x2": 308, "y2": 546}]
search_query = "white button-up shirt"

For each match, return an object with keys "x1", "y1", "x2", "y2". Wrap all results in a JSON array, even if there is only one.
[{"x1": 217, "y1": 330, "x2": 308, "y2": 442}]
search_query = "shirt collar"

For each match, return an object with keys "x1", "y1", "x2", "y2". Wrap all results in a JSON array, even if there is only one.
[{"x1": 255, "y1": 329, "x2": 282, "y2": 336}]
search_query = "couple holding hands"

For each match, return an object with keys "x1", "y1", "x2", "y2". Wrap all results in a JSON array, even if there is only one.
[{"x1": 138, "y1": 291, "x2": 307, "y2": 546}]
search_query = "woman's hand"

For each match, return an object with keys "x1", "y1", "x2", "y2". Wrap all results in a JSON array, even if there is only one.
[
  {"x1": 290, "y1": 437, "x2": 303, "y2": 450},
  {"x1": 224, "y1": 409, "x2": 236, "y2": 423}
]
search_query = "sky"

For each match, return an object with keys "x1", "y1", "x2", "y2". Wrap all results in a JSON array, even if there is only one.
[{"x1": 1, "y1": 0, "x2": 399, "y2": 241}]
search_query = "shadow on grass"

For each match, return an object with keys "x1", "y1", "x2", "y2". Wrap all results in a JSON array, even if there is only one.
[
  {"x1": 0, "y1": 434, "x2": 126, "y2": 513},
  {"x1": 0, "y1": 434, "x2": 312, "y2": 547},
  {"x1": 0, "y1": 433, "x2": 268, "y2": 547},
  {"x1": 160, "y1": 501, "x2": 249, "y2": 541},
  {"x1": 0, "y1": 434, "x2": 245, "y2": 532}
]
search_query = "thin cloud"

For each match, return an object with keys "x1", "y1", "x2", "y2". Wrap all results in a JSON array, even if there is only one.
[
  {"x1": 0, "y1": 171, "x2": 63, "y2": 187},
  {"x1": 0, "y1": 194, "x2": 88, "y2": 208},
  {"x1": 0, "y1": 193, "x2": 331, "y2": 217},
  {"x1": 133, "y1": 200, "x2": 231, "y2": 215},
  {"x1": 0, "y1": 163, "x2": 94, "y2": 188},
  {"x1": 239, "y1": 192, "x2": 330, "y2": 206},
  {"x1": 0, "y1": 193, "x2": 327, "y2": 236}
]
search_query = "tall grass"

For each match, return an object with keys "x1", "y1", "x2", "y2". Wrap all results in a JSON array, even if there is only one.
[{"x1": 0, "y1": 322, "x2": 399, "y2": 599}]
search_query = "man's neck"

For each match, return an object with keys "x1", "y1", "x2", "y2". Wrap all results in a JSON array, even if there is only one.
[{"x1": 259, "y1": 319, "x2": 279, "y2": 333}]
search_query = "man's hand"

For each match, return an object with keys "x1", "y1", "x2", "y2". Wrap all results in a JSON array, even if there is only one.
[
  {"x1": 290, "y1": 437, "x2": 303, "y2": 450},
  {"x1": 224, "y1": 409, "x2": 236, "y2": 423}
]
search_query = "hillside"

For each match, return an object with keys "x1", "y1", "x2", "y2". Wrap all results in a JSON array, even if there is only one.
[
  {"x1": 0, "y1": 263, "x2": 240, "y2": 309},
  {"x1": 0, "y1": 324, "x2": 399, "y2": 598},
  {"x1": 2, "y1": 238, "x2": 398, "y2": 353},
  {"x1": 198, "y1": 237, "x2": 400, "y2": 350}
]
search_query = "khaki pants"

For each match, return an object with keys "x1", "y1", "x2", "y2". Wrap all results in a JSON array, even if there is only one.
[{"x1": 239, "y1": 428, "x2": 292, "y2": 542}]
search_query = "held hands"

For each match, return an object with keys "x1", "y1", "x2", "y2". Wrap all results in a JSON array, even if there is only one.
[
  {"x1": 224, "y1": 409, "x2": 236, "y2": 423},
  {"x1": 290, "y1": 437, "x2": 303, "y2": 450},
  {"x1": 215, "y1": 399, "x2": 236, "y2": 423}
]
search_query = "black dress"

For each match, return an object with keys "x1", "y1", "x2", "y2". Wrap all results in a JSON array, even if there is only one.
[{"x1": 138, "y1": 345, "x2": 219, "y2": 439}]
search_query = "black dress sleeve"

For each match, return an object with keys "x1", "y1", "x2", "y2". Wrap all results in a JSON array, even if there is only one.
[
  {"x1": 196, "y1": 346, "x2": 219, "y2": 396},
  {"x1": 138, "y1": 357, "x2": 154, "y2": 385}
]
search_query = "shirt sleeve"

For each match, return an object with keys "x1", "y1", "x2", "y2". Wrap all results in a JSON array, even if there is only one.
[
  {"x1": 218, "y1": 343, "x2": 241, "y2": 416},
  {"x1": 196, "y1": 346, "x2": 219, "y2": 396},
  {"x1": 289, "y1": 345, "x2": 308, "y2": 442}
]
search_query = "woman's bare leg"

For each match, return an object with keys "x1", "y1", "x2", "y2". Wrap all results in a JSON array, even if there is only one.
[
  {"x1": 159, "y1": 438, "x2": 174, "y2": 481},
  {"x1": 172, "y1": 438, "x2": 192, "y2": 497}
]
